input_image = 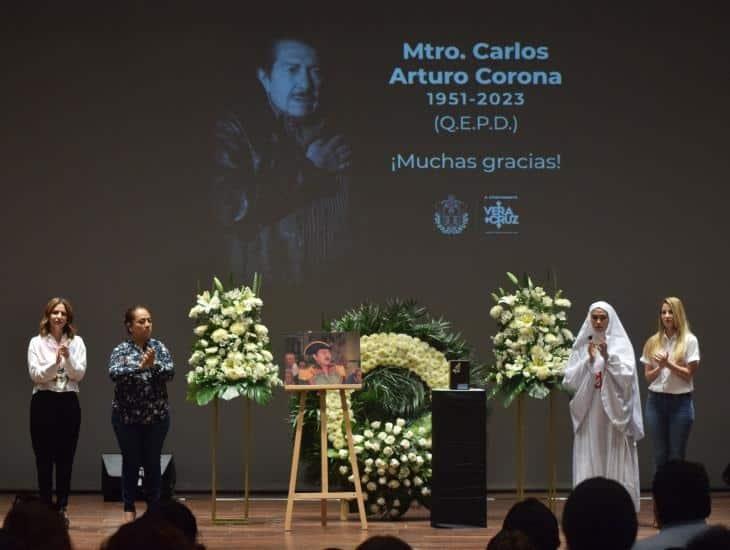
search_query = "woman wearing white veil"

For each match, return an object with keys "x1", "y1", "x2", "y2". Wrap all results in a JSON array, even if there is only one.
[{"x1": 563, "y1": 301, "x2": 644, "y2": 511}]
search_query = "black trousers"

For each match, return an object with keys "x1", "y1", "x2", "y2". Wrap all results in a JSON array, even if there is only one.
[
  {"x1": 30, "y1": 391, "x2": 81, "y2": 509},
  {"x1": 112, "y1": 412, "x2": 170, "y2": 513}
]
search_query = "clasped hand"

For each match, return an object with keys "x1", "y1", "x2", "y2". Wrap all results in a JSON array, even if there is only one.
[
  {"x1": 652, "y1": 351, "x2": 670, "y2": 368},
  {"x1": 140, "y1": 347, "x2": 156, "y2": 369},
  {"x1": 588, "y1": 341, "x2": 608, "y2": 362},
  {"x1": 56, "y1": 345, "x2": 69, "y2": 364}
]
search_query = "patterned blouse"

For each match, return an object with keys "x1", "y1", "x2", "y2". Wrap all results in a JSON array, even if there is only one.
[{"x1": 109, "y1": 339, "x2": 174, "y2": 424}]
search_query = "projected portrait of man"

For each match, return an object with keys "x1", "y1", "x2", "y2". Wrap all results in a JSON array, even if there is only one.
[{"x1": 213, "y1": 35, "x2": 352, "y2": 285}]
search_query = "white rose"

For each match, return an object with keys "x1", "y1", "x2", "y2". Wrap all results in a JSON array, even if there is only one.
[
  {"x1": 489, "y1": 305, "x2": 503, "y2": 319},
  {"x1": 210, "y1": 328, "x2": 229, "y2": 344},
  {"x1": 229, "y1": 322, "x2": 246, "y2": 336},
  {"x1": 193, "y1": 325, "x2": 208, "y2": 336}
]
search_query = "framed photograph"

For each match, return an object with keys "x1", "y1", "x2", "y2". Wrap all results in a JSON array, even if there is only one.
[
  {"x1": 283, "y1": 331, "x2": 361, "y2": 390},
  {"x1": 449, "y1": 360, "x2": 471, "y2": 390}
]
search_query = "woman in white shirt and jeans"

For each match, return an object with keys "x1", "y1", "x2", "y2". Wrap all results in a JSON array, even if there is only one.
[
  {"x1": 27, "y1": 297, "x2": 87, "y2": 526},
  {"x1": 641, "y1": 297, "x2": 700, "y2": 471}
]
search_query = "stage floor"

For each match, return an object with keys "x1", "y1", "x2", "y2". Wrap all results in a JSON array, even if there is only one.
[{"x1": 1, "y1": 492, "x2": 729, "y2": 549}]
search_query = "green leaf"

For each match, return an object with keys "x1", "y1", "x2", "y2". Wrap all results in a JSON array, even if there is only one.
[
  {"x1": 490, "y1": 292, "x2": 500, "y2": 303},
  {"x1": 355, "y1": 366, "x2": 429, "y2": 421},
  {"x1": 252, "y1": 272, "x2": 262, "y2": 296},
  {"x1": 506, "y1": 272, "x2": 519, "y2": 285},
  {"x1": 196, "y1": 386, "x2": 218, "y2": 406}
]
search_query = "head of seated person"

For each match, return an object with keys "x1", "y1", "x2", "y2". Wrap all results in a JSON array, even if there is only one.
[
  {"x1": 2, "y1": 498, "x2": 71, "y2": 550},
  {"x1": 561, "y1": 477, "x2": 637, "y2": 550},
  {"x1": 502, "y1": 497, "x2": 559, "y2": 550},
  {"x1": 652, "y1": 460, "x2": 710, "y2": 528}
]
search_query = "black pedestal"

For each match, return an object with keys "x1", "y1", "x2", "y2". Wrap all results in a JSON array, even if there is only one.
[{"x1": 430, "y1": 389, "x2": 487, "y2": 528}]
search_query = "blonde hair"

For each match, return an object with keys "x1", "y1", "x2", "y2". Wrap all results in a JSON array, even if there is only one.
[{"x1": 642, "y1": 297, "x2": 690, "y2": 362}]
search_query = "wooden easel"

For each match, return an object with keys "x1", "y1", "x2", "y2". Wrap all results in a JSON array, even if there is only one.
[{"x1": 285, "y1": 386, "x2": 368, "y2": 531}]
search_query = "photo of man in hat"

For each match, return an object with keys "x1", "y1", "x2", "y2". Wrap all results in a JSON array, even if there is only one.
[
  {"x1": 302, "y1": 341, "x2": 346, "y2": 385},
  {"x1": 286, "y1": 332, "x2": 361, "y2": 387}
]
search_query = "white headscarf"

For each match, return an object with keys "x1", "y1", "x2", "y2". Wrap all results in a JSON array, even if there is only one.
[{"x1": 565, "y1": 301, "x2": 644, "y2": 440}]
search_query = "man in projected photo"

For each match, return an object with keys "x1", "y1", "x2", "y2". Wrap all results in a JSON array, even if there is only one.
[{"x1": 213, "y1": 35, "x2": 351, "y2": 285}]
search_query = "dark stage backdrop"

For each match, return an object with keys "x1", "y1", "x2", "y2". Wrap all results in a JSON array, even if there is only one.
[{"x1": 2, "y1": 6, "x2": 728, "y2": 493}]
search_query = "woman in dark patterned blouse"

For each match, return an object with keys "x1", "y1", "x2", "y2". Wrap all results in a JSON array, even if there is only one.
[{"x1": 109, "y1": 305, "x2": 174, "y2": 522}]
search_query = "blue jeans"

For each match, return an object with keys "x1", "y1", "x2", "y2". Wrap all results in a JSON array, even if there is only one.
[
  {"x1": 112, "y1": 412, "x2": 170, "y2": 512},
  {"x1": 645, "y1": 391, "x2": 694, "y2": 472}
]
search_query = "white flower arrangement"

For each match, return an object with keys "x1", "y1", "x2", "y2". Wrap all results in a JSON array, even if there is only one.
[
  {"x1": 186, "y1": 276, "x2": 282, "y2": 406},
  {"x1": 297, "y1": 300, "x2": 470, "y2": 520},
  {"x1": 488, "y1": 272, "x2": 574, "y2": 405},
  {"x1": 361, "y1": 333, "x2": 450, "y2": 389},
  {"x1": 332, "y1": 416, "x2": 433, "y2": 519},
  {"x1": 326, "y1": 333, "x2": 449, "y2": 449},
  {"x1": 324, "y1": 332, "x2": 449, "y2": 518}
]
